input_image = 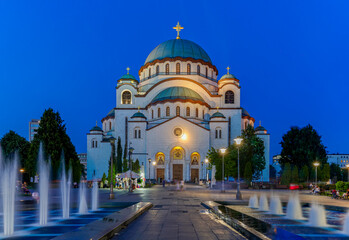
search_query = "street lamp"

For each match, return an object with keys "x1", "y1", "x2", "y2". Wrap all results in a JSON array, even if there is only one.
[
  {"x1": 313, "y1": 162, "x2": 320, "y2": 185},
  {"x1": 148, "y1": 158, "x2": 152, "y2": 182},
  {"x1": 205, "y1": 158, "x2": 209, "y2": 182},
  {"x1": 152, "y1": 161, "x2": 156, "y2": 182},
  {"x1": 128, "y1": 146, "x2": 134, "y2": 192},
  {"x1": 20, "y1": 168, "x2": 25, "y2": 184},
  {"x1": 220, "y1": 148, "x2": 227, "y2": 193},
  {"x1": 234, "y1": 137, "x2": 243, "y2": 200},
  {"x1": 109, "y1": 137, "x2": 116, "y2": 199},
  {"x1": 346, "y1": 164, "x2": 349, "y2": 182}
]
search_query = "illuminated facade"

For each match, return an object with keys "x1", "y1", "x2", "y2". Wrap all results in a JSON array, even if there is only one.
[{"x1": 87, "y1": 23, "x2": 270, "y2": 182}]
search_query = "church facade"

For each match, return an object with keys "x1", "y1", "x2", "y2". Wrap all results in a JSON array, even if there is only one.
[{"x1": 87, "y1": 24, "x2": 270, "y2": 182}]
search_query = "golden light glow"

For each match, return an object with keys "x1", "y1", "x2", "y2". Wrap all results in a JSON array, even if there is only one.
[
  {"x1": 313, "y1": 162, "x2": 320, "y2": 167},
  {"x1": 20, "y1": 169, "x2": 24, "y2": 173},
  {"x1": 220, "y1": 148, "x2": 227, "y2": 154},
  {"x1": 181, "y1": 133, "x2": 187, "y2": 140},
  {"x1": 152, "y1": 161, "x2": 156, "y2": 166},
  {"x1": 234, "y1": 137, "x2": 243, "y2": 145},
  {"x1": 205, "y1": 158, "x2": 209, "y2": 163},
  {"x1": 346, "y1": 164, "x2": 349, "y2": 168}
]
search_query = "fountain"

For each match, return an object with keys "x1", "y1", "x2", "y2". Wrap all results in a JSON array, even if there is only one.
[
  {"x1": 308, "y1": 204, "x2": 327, "y2": 227},
  {"x1": 1, "y1": 152, "x2": 18, "y2": 235},
  {"x1": 79, "y1": 181, "x2": 88, "y2": 214},
  {"x1": 38, "y1": 143, "x2": 50, "y2": 225},
  {"x1": 248, "y1": 195, "x2": 259, "y2": 209},
  {"x1": 286, "y1": 195, "x2": 303, "y2": 220},
  {"x1": 343, "y1": 212, "x2": 349, "y2": 235},
  {"x1": 60, "y1": 156, "x2": 72, "y2": 219},
  {"x1": 259, "y1": 194, "x2": 269, "y2": 211},
  {"x1": 269, "y1": 195, "x2": 283, "y2": 215},
  {"x1": 92, "y1": 180, "x2": 99, "y2": 211}
]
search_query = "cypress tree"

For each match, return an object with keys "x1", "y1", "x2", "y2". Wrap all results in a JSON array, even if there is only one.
[{"x1": 116, "y1": 137, "x2": 123, "y2": 173}]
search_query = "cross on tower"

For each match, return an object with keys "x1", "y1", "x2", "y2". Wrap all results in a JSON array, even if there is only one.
[
  {"x1": 126, "y1": 67, "x2": 130, "y2": 74},
  {"x1": 173, "y1": 22, "x2": 184, "y2": 39},
  {"x1": 226, "y1": 66, "x2": 230, "y2": 74},
  {"x1": 259, "y1": 120, "x2": 262, "y2": 126},
  {"x1": 216, "y1": 106, "x2": 219, "y2": 112},
  {"x1": 138, "y1": 106, "x2": 140, "y2": 112}
]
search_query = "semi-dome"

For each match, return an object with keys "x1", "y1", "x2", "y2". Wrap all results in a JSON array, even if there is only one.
[
  {"x1": 255, "y1": 125, "x2": 266, "y2": 132},
  {"x1": 220, "y1": 73, "x2": 236, "y2": 80},
  {"x1": 150, "y1": 87, "x2": 205, "y2": 106},
  {"x1": 145, "y1": 39, "x2": 212, "y2": 65},
  {"x1": 242, "y1": 108, "x2": 250, "y2": 117},
  {"x1": 210, "y1": 112, "x2": 226, "y2": 119}
]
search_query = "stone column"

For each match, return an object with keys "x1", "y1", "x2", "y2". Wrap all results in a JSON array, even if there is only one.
[
  {"x1": 165, "y1": 162, "x2": 169, "y2": 181},
  {"x1": 186, "y1": 162, "x2": 190, "y2": 181}
]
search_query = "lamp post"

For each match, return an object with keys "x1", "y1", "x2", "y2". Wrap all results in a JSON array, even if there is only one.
[
  {"x1": 205, "y1": 158, "x2": 209, "y2": 182},
  {"x1": 220, "y1": 148, "x2": 227, "y2": 193},
  {"x1": 148, "y1": 158, "x2": 151, "y2": 182},
  {"x1": 152, "y1": 161, "x2": 156, "y2": 182},
  {"x1": 109, "y1": 137, "x2": 116, "y2": 199},
  {"x1": 346, "y1": 164, "x2": 349, "y2": 182},
  {"x1": 20, "y1": 168, "x2": 24, "y2": 184},
  {"x1": 128, "y1": 146, "x2": 134, "y2": 192},
  {"x1": 234, "y1": 137, "x2": 243, "y2": 200},
  {"x1": 313, "y1": 162, "x2": 320, "y2": 185}
]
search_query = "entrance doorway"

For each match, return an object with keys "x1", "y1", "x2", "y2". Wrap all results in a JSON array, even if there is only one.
[
  {"x1": 156, "y1": 168, "x2": 165, "y2": 183},
  {"x1": 191, "y1": 169, "x2": 199, "y2": 183},
  {"x1": 173, "y1": 164, "x2": 183, "y2": 181}
]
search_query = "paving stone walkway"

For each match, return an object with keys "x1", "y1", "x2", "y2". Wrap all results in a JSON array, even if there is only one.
[{"x1": 112, "y1": 184, "x2": 246, "y2": 240}]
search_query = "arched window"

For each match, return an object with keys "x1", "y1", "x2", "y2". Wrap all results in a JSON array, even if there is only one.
[
  {"x1": 176, "y1": 106, "x2": 180, "y2": 116},
  {"x1": 156, "y1": 65, "x2": 159, "y2": 75},
  {"x1": 158, "y1": 108, "x2": 161, "y2": 118},
  {"x1": 215, "y1": 128, "x2": 222, "y2": 139},
  {"x1": 225, "y1": 91, "x2": 234, "y2": 104},
  {"x1": 186, "y1": 107, "x2": 190, "y2": 116},
  {"x1": 197, "y1": 65, "x2": 200, "y2": 75},
  {"x1": 202, "y1": 110, "x2": 205, "y2": 119},
  {"x1": 166, "y1": 106, "x2": 170, "y2": 116},
  {"x1": 109, "y1": 122, "x2": 112, "y2": 131},
  {"x1": 148, "y1": 68, "x2": 151, "y2": 79},
  {"x1": 151, "y1": 109, "x2": 154, "y2": 119},
  {"x1": 104, "y1": 123, "x2": 106, "y2": 131},
  {"x1": 95, "y1": 141, "x2": 98, "y2": 148},
  {"x1": 195, "y1": 108, "x2": 199, "y2": 118},
  {"x1": 187, "y1": 64, "x2": 191, "y2": 74},
  {"x1": 205, "y1": 68, "x2": 208, "y2": 78},
  {"x1": 165, "y1": 64, "x2": 169, "y2": 75},
  {"x1": 134, "y1": 127, "x2": 141, "y2": 139},
  {"x1": 176, "y1": 63, "x2": 180, "y2": 74},
  {"x1": 92, "y1": 140, "x2": 94, "y2": 148},
  {"x1": 245, "y1": 122, "x2": 248, "y2": 129},
  {"x1": 122, "y1": 91, "x2": 132, "y2": 104}
]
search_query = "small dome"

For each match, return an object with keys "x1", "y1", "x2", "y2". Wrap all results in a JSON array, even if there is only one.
[
  {"x1": 150, "y1": 87, "x2": 205, "y2": 105},
  {"x1": 119, "y1": 73, "x2": 137, "y2": 81},
  {"x1": 131, "y1": 112, "x2": 147, "y2": 119},
  {"x1": 210, "y1": 112, "x2": 226, "y2": 119},
  {"x1": 242, "y1": 108, "x2": 250, "y2": 117},
  {"x1": 255, "y1": 125, "x2": 266, "y2": 132},
  {"x1": 220, "y1": 73, "x2": 236, "y2": 80},
  {"x1": 145, "y1": 39, "x2": 212, "y2": 64},
  {"x1": 90, "y1": 126, "x2": 102, "y2": 132}
]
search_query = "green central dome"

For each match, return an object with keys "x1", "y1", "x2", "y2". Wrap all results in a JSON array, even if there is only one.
[
  {"x1": 151, "y1": 87, "x2": 205, "y2": 105},
  {"x1": 145, "y1": 39, "x2": 212, "y2": 65}
]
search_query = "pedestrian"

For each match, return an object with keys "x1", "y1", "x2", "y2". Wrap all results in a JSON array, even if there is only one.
[{"x1": 162, "y1": 179, "x2": 165, "y2": 187}]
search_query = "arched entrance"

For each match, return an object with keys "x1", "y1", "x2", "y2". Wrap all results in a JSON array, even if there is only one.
[
  {"x1": 155, "y1": 152, "x2": 165, "y2": 182},
  {"x1": 170, "y1": 146, "x2": 184, "y2": 181},
  {"x1": 190, "y1": 152, "x2": 200, "y2": 183}
]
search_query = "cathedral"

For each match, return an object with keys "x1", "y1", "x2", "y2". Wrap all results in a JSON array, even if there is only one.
[{"x1": 87, "y1": 23, "x2": 270, "y2": 182}]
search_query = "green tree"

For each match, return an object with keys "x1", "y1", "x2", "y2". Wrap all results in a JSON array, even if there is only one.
[
  {"x1": 122, "y1": 158, "x2": 129, "y2": 172},
  {"x1": 107, "y1": 161, "x2": 115, "y2": 186},
  {"x1": 299, "y1": 165, "x2": 309, "y2": 183},
  {"x1": 116, "y1": 137, "x2": 123, "y2": 173},
  {"x1": 281, "y1": 163, "x2": 292, "y2": 185},
  {"x1": 27, "y1": 108, "x2": 81, "y2": 182},
  {"x1": 133, "y1": 159, "x2": 141, "y2": 173},
  {"x1": 330, "y1": 163, "x2": 342, "y2": 182},
  {"x1": 291, "y1": 166, "x2": 299, "y2": 183},
  {"x1": 206, "y1": 147, "x2": 223, "y2": 180},
  {"x1": 0, "y1": 130, "x2": 30, "y2": 167},
  {"x1": 244, "y1": 162, "x2": 253, "y2": 185},
  {"x1": 279, "y1": 125, "x2": 327, "y2": 169},
  {"x1": 101, "y1": 172, "x2": 106, "y2": 183},
  {"x1": 321, "y1": 163, "x2": 330, "y2": 182}
]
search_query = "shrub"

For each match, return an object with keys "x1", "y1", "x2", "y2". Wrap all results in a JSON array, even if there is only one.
[{"x1": 336, "y1": 181, "x2": 346, "y2": 192}]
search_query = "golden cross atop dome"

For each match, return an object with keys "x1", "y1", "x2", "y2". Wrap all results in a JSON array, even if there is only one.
[
  {"x1": 259, "y1": 120, "x2": 262, "y2": 126},
  {"x1": 216, "y1": 106, "x2": 219, "y2": 112},
  {"x1": 126, "y1": 67, "x2": 130, "y2": 74},
  {"x1": 226, "y1": 66, "x2": 230, "y2": 74},
  {"x1": 96, "y1": 121, "x2": 98, "y2": 126},
  {"x1": 138, "y1": 106, "x2": 140, "y2": 112},
  {"x1": 173, "y1": 22, "x2": 184, "y2": 39}
]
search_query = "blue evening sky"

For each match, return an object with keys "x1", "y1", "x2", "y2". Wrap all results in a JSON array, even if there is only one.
[{"x1": 0, "y1": 1, "x2": 348, "y2": 160}]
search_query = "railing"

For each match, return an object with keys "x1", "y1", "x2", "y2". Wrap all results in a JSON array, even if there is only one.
[{"x1": 142, "y1": 72, "x2": 217, "y2": 82}]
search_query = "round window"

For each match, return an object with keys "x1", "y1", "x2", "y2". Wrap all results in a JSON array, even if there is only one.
[{"x1": 173, "y1": 127, "x2": 183, "y2": 137}]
